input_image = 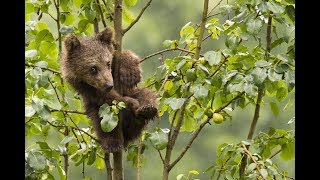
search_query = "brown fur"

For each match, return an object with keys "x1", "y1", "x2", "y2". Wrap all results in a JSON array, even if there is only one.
[{"x1": 61, "y1": 27, "x2": 158, "y2": 152}]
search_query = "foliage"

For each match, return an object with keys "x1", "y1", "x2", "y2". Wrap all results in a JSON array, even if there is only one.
[{"x1": 25, "y1": 0, "x2": 294, "y2": 179}]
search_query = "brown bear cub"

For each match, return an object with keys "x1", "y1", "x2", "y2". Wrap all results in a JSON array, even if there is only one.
[{"x1": 60, "y1": 27, "x2": 158, "y2": 152}]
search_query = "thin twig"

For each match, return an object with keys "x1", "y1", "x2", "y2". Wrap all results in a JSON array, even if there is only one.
[
  {"x1": 140, "y1": 47, "x2": 196, "y2": 63},
  {"x1": 52, "y1": 0, "x2": 62, "y2": 54},
  {"x1": 194, "y1": 0, "x2": 209, "y2": 60},
  {"x1": 157, "y1": 150, "x2": 165, "y2": 165},
  {"x1": 216, "y1": 157, "x2": 231, "y2": 180},
  {"x1": 242, "y1": 144, "x2": 265, "y2": 179},
  {"x1": 137, "y1": 137, "x2": 142, "y2": 180},
  {"x1": 123, "y1": 0, "x2": 153, "y2": 34},
  {"x1": 25, "y1": 63, "x2": 61, "y2": 74},
  {"x1": 51, "y1": 109, "x2": 86, "y2": 115},
  {"x1": 207, "y1": 0, "x2": 224, "y2": 16},
  {"x1": 269, "y1": 149, "x2": 282, "y2": 159},
  {"x1": 96, "y1": 0, "x2": 107, "y2": 27}
]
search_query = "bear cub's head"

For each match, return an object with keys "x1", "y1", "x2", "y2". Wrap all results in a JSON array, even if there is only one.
[{"x1": 61, "y1": 28, "x2": 115, "y2": 92}]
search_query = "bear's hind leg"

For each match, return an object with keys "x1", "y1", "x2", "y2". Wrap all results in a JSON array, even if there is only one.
[{"x1": 86, "y1": 106, "x2": 123, "y2": 152}]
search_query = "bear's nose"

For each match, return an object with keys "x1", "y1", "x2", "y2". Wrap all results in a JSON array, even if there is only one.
[{"x1": 104, "y1": 83, "x2": 114, "y2": 92}]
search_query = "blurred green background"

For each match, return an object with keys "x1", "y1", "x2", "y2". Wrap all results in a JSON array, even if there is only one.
[{"x1": 26, "y1": 0, "x2": 295, "y2": 179}]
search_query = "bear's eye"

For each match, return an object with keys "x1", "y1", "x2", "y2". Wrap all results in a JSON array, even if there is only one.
[
  {"x1": 90, "y1": 66, "x2": 98, "y2": 75},
  {"x1": 107, "y1": 62, "x2": 111, "y2": 69}
]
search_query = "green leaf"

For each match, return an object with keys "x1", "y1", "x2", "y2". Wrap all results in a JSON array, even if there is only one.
[
  {"x1": 100, "y1": 113, "x2": 118, "y2": 132},
  {"x1": 87, "y1": 148, "x2": 96, "y2": 165},
  {"x1": 180, "y1": 22, "x2": 194, "y2": 37},
  {"x1": 197, "y1": 64, "x2": 210, "y2": 76},
  {"x1": 164, "y1": 98, "x2": 186, "y2": 110},
  {"x1": 193, "y1": 85, "x2": 209, "y2": 98},
  {"x1": 85, "y1": 7, "x2": 96, "y2": 22},
  {"x1": 155, "y1": 65, "x2": 166, "y2": 83},
  {"x1": 247, "y1": 163, "x2": 256, "y2": 172},
  {"x1": 164, "y1": 80, "x2": 173, "y2": 91},
  {"x1": 189, "y1": 170, "x2": 199, "y2": 175},
  {"x1": 26, "y1": 3, "x2": 35, "y2": 14},
  {"x1": 176, "y1": 59, "x2": 187, "y2": 70},
  {"x1": 35, "y1": 61, "x2": 48, "y2": 68},
  {"x1": 61, "y1": 14, "x2": 75, "y2": 25},
  {"x1": 60, "y1": 26, "x2": 74, "y2": 35},
  {"x1": 251, "y1": 67, "x2": 267, "y2": 85},
  {"x1": 268, "y1": 69, "x2": 282, "y2": 82},
  {"x1": 57, "y1": 165, "x2": 66, "y2": 180},
  {"x1": 28, "y1": 151, "x2": 47, "y2": 171},
  {"x1": 254, "y1": 60, "x2": 271, "y2": 67},
  {"x1": 124, "y1": 0, "x2": 137, "y2": 7},
  {"x1": 284, "y1": 0, "x2": 295, "y2": 4},
  {"x1": 163, "y1": 40, "x2": 172, "y2": 48},
  {"x1": 123, "y1": 7, "x2": 135, "y2": 23},
  {"x1": 99, "y1": 103, "x2": 110, "y2": 117},
  {"x1": 204, "y1": 51, "x2": 221, "y2": 66},
  {"x1": 78, "y1": 19, "x2": 90, "y2": 32},
  {"x1": 149, "y1": 129, "x2": 169, "y2": 150},
  {"x1": 280, "y1": 141, "x2": 295, "y2": 160},
  {"x1": 181, "y1": 116, "x2": 197, "y2": 132},
  {"x1": 44, "y1": 97, "x2": 62, "y2": 110},
  {"x1": 260, "y1": 168, "x2": 268, "y2": 179},
  {"x1": 35, "y1": 29, "x2": 54, "y2": 45},
  {"x1": 266, "y1": 1, "x2": 285, "y2": 14},
  {"x1": 60, "y1": 136, "x2": 74, "y2": 144},
  {"x1": 25, "y1": 106, "x2": 36, "y2": 117},
  {"x1": 25, "y1": 50, "x2": 37, "y2": 58},
  {"x1": 65, "y1": 89, "x2": 79, "y2": 111},
  {"x1": 285, "y1": 5, "x2": 295, "y2": 22},
  {"x1": 176, "y1": 174, "x2": 185, "y2": 180},
  {"x1": 269, "y1": 102, "x2": 279, "y2": 116},
  {"x1": 60, "y1": 0, "x2": 71, "y2": 11},
  {"x1": 276, "y1": 87, "x2": 288, "y2": 102},
  {"x1": 74, "y1": 0, "x2": 82, "y2": 8},
  {"x1": 271, "y1": 37, "x2": 286, "y2": 49},
  {"x1": 244, "y1": 83, "x2": 258, "y2": 97},
  {"x1": 94, "y1": 157, "x2": 105, "y2": 170},
  {"x1": 82, "y1": 0, "x2": 93, "y2": 5},
  {"x1": 225, "y1": 34, "x2": 240, "y2": 50},
  {"x1": 246, "y1": 18, "x2": 263, "y2": 35}
]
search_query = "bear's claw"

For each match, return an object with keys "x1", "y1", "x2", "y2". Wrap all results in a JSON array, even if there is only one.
[{"x1": 136, "y1": 104, "x2": 157, "y2": 119}]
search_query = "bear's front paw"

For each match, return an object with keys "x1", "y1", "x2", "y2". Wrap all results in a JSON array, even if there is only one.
[
  {"x1": 123, "y1": 97, "x2": 140, "y2": 110},
  {"x1": 136, "y1": 104, "x2": 157, "y2": 119},
  {"x1": 100, "y1": 138, "x2": 123, "y2": 152}
]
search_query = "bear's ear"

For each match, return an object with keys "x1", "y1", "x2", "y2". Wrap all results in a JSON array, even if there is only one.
[
  {"x1": 96, "y1": 27, "x2": 114, "y2": 45},
  {"x1": 64, "y1": 34, "x2": 81, "y2": 52}
]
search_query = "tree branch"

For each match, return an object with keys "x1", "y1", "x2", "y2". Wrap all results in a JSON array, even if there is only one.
[
  {"x1": 169, "y1": 92, "x2": 244, "y2": 170},
  {"x1": 240, "y1": 15, "x2": 272, "y2": 177},
  {"x1": 269, "y1": 149, "x2": 281, "y2": 159},
  {"x1": 52, "y1": 0, "x2": 62, "y2": 54},
  {"x1": 25, "y1": 63, "x2": 61, "y2": 74},
  {"x1": 104, "y1": 152, "x2": 113, "y2": 180},
  {"x1": 140, "y1": 47, "x2": 196, "y2": 63},
  {"x1": 194, "y1": 0, "x2": 209, "y2": 60},
  {"x1": 94, "y1": 18, "x2": 99, "y2": 34},
  {"x1": 123, "y1": 0, "x2": 153, "y2": 35},
  {"x1": 207, "y1": 0, "x2": 224, "y2": 16},
  {"x1": 96, "y1": 0, "x2": 107, "y2": 28},
  {"x1": 242, "y1": 144, "x2": 265, "y2": 179},
  {"x1": 157, "y1": 150, "x2": 165, "y2": 165},
  {"x1": 137, "y1": 137, "x2": 142, "y2": 180},
  {"x1": 51, "y1": 109, "x2": 86, "y2": 115},
  {"x1": 113, "y1": 0, "x2": 124, "y2": 179}
]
